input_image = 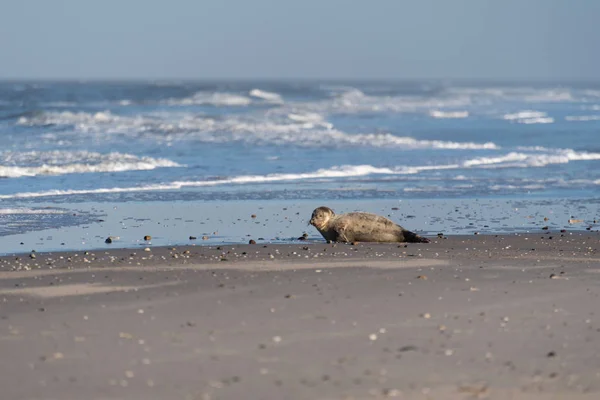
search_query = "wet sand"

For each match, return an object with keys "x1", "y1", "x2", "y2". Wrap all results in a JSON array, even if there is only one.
[{"x1": 1, "y1": 233, "x2": 599, "y2": 399}]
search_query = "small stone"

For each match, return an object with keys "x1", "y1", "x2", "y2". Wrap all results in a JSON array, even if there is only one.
[
  {"x1": 144, "y1": 247, "x2": 151, "y2": 252},
  {"x1": 29, "y1": 253, "x2": 36, "y2": 259},
  {"x1": 547, "y1": 351, "x2": 556, "y2": 357},
  {"x1": 398, "y1": 345, "x2": 418, "y2": 352},
  {"x1": 249, "y1": 239, "x2": 256, "y2": 244},
  {"x1": 202, "y1": 236, "x2": 209, "y2": 240},
  {"x1": 251, "y1": 214, "x2": 257, "y2": 218},
  {"x1": 422, "y1": 313, "x2": 431, "y2": 319},
  {"x1": 416, "y1": 275, "x2": 427, "y2": 280},
  {"x1": 189, "y1": 236, "x2": 197, "y2": 240},
  {"x1": 143, "y1": 235, "x2": 152, "y2": 241},
  {"x1": 105, "y1": 237, "x2": 113, "y2": 244},
  {"x1": 542, "y1": 226, "x2": 549, "y2": 230}
]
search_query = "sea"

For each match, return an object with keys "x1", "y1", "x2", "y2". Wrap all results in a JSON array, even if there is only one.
[{"x1": 1, "y1": 81, "x2": 599, "y2": 254}]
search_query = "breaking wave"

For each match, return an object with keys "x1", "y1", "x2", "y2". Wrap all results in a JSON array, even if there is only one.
[
  {"x1": 165, "y1": 92, "x2": 252, "y2": 106},
  {"x1": 2, "y1": 149, "x2": 599, "y2": 199},
  {"x1": 463, "y1": 150, "x2": 600, "y2": 168},
  {"x1": 16, "y1": 110, "x2": 497, "y2": 150},
  {"x1": 249, "y1": 89, "x2": 283, "y2": 103},
  {"x1": 503, "y1": 110, "x2": 554, "y2": 124},
  {"x1": 429, "y1": 110, "x2": 469, "y2": 119},
  {"x1": 0, "y1": 151, "x2": 181, "y2": 178},
  {"x1": 0, "y1": 208, "x2": 68, "y2": 215}
]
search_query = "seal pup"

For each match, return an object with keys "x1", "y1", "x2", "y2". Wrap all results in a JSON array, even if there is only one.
[{"x1": 309, "y1": 206, "x2": 430, "y2": 243}]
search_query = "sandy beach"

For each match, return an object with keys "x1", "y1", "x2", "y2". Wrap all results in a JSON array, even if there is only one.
[{"x1": 1, "y1": 232, "x2": 599, "y2": 399}]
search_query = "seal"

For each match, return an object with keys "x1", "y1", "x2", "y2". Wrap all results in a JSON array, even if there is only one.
[{"x1": 309, "y1": 206, "x2": 430, "y2": 243}]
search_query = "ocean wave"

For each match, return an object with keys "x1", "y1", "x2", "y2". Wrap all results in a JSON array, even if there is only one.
[
  {"x1": 17, "y1": 110, "x2": 497, "y2": 150},
  {"x1": 165, "y1": 92, "x2": 252, "y2": 106},
  {"x1": 0, "y1": 208, "x2": 68, "y2": 215},
  {"x1": 327, "y1": 88, "x2": 473, "y2": 114},
  {"x1": 0, "y1": 165, "x2": 401, "y2": 199},
  {"x1": 447, "y1": 87, "x2": 578, "y2": 103},
  {"x1": 463, "y1": 150, "x2": 600, "y2": 168},
  {"x1": 249, "y1": 89, "x2": 283, "y2": 103},
  {"x1": 429, "y1": 110, "x2": 469, "y2": 119},
  {"x1": 1, "y1": 151, "x2": 599, "y2": 199},
  {"x1": 18, "y1": 110, "x2": 113, "y2": 126},
  {"x1": 503, "y1": 110, "x2": 554, "y2": 124},
  {"x1": 489, "y1": 184, "x2": 546, "y2": 191},
  {"x1": 0, "y1": 151, "x2": 181, "y2": 178}
]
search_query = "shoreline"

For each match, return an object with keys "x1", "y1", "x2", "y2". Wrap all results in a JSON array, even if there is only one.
[{"x1": 1, "y1": 197, "x2": 599, "y2": 256}]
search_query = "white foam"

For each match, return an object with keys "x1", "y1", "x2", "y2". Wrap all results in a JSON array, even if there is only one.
[
  {"x1": 18, "y1": 111, "x2": 497, "y2": 150},
  {"x1": 327, "y1": 88, "x2": 473, "y2": 114},
  {"x1": 503, "y1": 110, "x2": 554, "y2": 124},
  {"x1": 0, "y1": 164, "x2": 462, "y2": 200},
  {"x1": 0, "y1": 151, "x2": 181, "y2": 178},
  {"x1": 0, "y1": 165, "x2": 398, "y2": 199},
  {"x1": 463, "y1": 150, "x2": 600, "y2": 169},
  {"x1": 503, "y1": 110, "x2": 546, "y2": 120},
  {"x1": 565, "y1": 115, "x2": 600, "y2": 122},
  {"x1": 429, "y1": 110, "x2": 469, "y2": 119},
  {"x1": 166, "y1": 92, "x2": 252, "y2": 106},
  {"x1": 520, "y1": 117, "x2": 554, "y2": 124},
  {"x1": 489, "y1": 184, "x2": 545, "y2": 191},
  {"x1": 2, "y1": 150, "x2": 600, "y2": 199},
  {"x1": 285, "y1": 112, "x2": 333, "y2": 129},
  {"x1": 249, "y1": 89, "x2": 283, "y2": 103},
  {"x1": 17, "y1": 110, "x2": 119, "y2": 126},
  {"x1": 0, "y1": 208, "x2": 68, "y2": 215}
]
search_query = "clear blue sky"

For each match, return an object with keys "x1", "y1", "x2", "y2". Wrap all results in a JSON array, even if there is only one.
[{"x1": 1, "y1": 0, "x2": 599, "y2": 80}]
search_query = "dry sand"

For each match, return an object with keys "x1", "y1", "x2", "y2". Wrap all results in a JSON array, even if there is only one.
[{"x1": 1, "y1": 232, "x2": 599, "y2": 399}]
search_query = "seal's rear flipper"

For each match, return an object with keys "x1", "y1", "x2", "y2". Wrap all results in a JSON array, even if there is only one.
[{"x1": 404, "y1": 230, "x2": 430, "y2": 243}]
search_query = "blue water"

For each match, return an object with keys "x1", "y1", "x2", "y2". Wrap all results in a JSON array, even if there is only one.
[{"x1": 1, "y1": 80, "x2": 600, "y2": 242}]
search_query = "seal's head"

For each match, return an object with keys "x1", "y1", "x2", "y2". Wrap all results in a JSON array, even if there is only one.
[{"x1": 309, "y1": 206, "x2": 335, "y2": 230}]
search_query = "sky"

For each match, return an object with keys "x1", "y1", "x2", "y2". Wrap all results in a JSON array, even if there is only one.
[{"x1": 1, "y1": 0, "x2": 599, "y2": 80}]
